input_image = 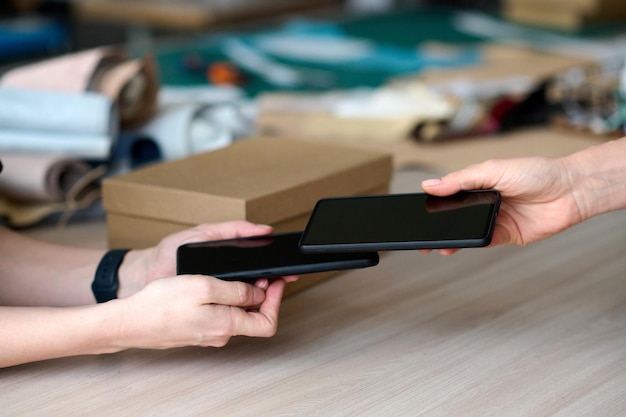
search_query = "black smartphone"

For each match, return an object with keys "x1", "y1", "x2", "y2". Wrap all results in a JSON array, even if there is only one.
[
  {"x1": 299, "y1": 190, "x2": 501, "y2": 253},
  {"x1": 176, "y1": 231, "x2": 379, "y2": 281}
]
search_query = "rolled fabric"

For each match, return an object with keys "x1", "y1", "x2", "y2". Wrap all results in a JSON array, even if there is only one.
[
  {"x1": 0, "y1": 47, "x2": 104, "y2": 93},
  {"x1": 0, "y1": 171, "x2": 104, "y2": 228},
  {"x1": 0, "y1": 47, "x2": 158, "y2": 128},
  {"x1": 0, "y1": 87, "x2": 117, "y2": 159},
  {"x1": 138, "y1": 103, "x2": 235, "y2": 161},
  {"x1": 0, "y1": 154, "x2": 94, "y2": 202},
  {"x1": 0, "y1": 128, "x2": 114, "y2": 160},
  {"x1": 90, "y1": 52, "x2": 159, "y2": 128},
  {"x1": 0, "y1": 87, "x2": 117, "y2": 136},
  {"x1": 108, "y1": 132, "x2": 162, "y2": 175}
]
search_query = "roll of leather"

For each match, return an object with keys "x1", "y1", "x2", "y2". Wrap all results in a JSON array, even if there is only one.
[
  {"x1": 0, "y1": 87, "x2": 117, "y2": 136},
  {"x1": 0, "y1": 129, "x2": 114, "y2": 159},
  {"x1": 138, "y1": 103, "x2": 234, "y2": 161},
  {"x1": 0, "y1": 154, "x2": 93, "y2": 202},
  {"x1": 0, "y1": 158, "x2": 105, "y2": 228},
  {"x1": 0, "y1": 87, "x2": 117, "y2": 159},
  {"x1": 0, "y1": 46, "x2": 159, "y2": 128}
]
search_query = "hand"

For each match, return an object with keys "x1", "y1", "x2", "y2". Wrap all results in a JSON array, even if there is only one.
[
  {"x1": 118, "y1": 221, "x2": 298, "y2": 298},
  {"x1": 421, "y1": 156, "x2": 585, "y2": 255},
  {"x1": 113, "y1": 274, "x2": 287, "y2": 349}
]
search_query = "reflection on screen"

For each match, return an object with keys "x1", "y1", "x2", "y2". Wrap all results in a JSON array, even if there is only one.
[{"x1": 304, "y1": 192, "x2": 499, "y2": 245}]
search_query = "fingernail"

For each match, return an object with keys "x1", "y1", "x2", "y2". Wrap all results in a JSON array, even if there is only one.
[
  {"x1": 255, "y1": 278, "x2": 269, "y2": 289},
  {"x1": 253, "y1": 287, "x2": 266, "y2": 303},
  {"x1": 422, "y1": 178, "x2": 442, "y2": 187}
]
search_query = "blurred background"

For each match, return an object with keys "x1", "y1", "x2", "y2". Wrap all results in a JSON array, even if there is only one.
[
  {"x1": 3, "y1": 0, "x2": 624, "y2": 63},
  {"x1": 1, "y1": 0, "x2": 625, "y2": 228}
]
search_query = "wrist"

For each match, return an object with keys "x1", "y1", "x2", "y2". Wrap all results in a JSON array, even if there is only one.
[
  {"x1": 80, "y1": 302, "x2": 128, "y2": 355},
  {"x1": 116, "y1": 248, "x2": 149, "y2": 299},
  {"x1": 562, "y1": 138, "x2": 626, "y2": 221}
]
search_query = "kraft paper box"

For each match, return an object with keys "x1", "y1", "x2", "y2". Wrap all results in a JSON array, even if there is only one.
[{"x1": 102, "y1": 136, "x2": 393, "y2": 295}]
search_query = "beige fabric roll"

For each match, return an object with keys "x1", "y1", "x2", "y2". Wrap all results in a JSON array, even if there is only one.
[
  {"x1": 0, "y1": 154, "x2": 93, "y2": 202},
  {"x1": 0, "y1": 160, "x2": 105, "y2": 228},
  {"x1": 0, "y1": 47, "x2": 159, "y2": 128}
]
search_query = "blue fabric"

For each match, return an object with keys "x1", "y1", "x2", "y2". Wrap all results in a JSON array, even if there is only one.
[{"x1": 0, "y1": 17, "x2": 69, "y2": 60}]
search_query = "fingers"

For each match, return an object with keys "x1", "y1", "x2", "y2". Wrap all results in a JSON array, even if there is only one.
[
  {"x1": 262, "y1": 279, "x2": 287, "y2": 308},
  {"x1": 224, "y1": 279, "x2": 285, "y2": 339},
  {"x1": 437, "y1": 248, "x2": 460, "y2": 256},
  {"x1": 253, "y1": 276, "x2": 299, "y2": 289},
  {"x1": 421, "y1": 160, "x2": 503, "y2": 197},
  {"x1": 194, "y1": 221, "x2": 273, "y2": 242},
  {"x1": 489, "y1": 218, "x2": 517, "y2": 246},
  {"x1": 199, "y1": 277, "x2": 267, "y2": 307},
  {"x1": 254, "y1": 278, "x2": 269, "y2": 290},
  {"x1": 421, "y1": 174, "x2": 464, "y2": 196},
  {"x1": 142, "y1": 276, "x2": 286, "y2": 347},
  {"x1": 281, "y1": 275, "x2": 299, "y2": 283},
  {"x1": 240, "y1": 279, "x2": 286, "y2": 337}
]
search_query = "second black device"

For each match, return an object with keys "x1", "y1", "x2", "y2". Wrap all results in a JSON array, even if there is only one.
[
  {"x1": 176, "y1": 231, "x2": 379, "y2": 281},
  {"x1": 299, "y1": 190, "x2": 501, "y2": 253}
]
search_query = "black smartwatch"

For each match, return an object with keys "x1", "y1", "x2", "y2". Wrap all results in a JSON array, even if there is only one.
[{"x1": 92, "y1": 249, "x2": 130, "y2": 303}]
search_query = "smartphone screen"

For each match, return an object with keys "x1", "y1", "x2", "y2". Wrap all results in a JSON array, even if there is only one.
[
  {"x1": 299, "y1": 190, "x2": 501, "y2": 253},
  {"x1": 176, "y1": 231, "x2": 379, "y2": 281}
]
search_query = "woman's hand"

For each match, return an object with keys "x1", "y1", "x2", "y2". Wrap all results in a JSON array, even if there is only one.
[
  {"x1": 112, "y1": 274, "x2": 287, "y2": 350},
  {"x1": 421, "y1": 156, "x2": 584, "y2": 255},
  {"x1": 0, "y1": 275, "x2": 288, "y2": 367},
  {"x1": 118, "y1": 221, "x2": 284, "y2": 298}
]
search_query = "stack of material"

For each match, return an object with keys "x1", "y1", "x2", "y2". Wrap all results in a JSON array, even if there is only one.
[
  {"x1": 0, "y1": 47, "x2": 159, "y2": 228},
  {"x1": 503, "y1": 0, "x2": 626, "y2": 31},
  {"x1": 0, "y1": 87, "x2": 118, "y2": 159},
  {"x1": 546, "y1": 56, "x2": 626, "y2": 136},
  {"x1": 0, "y1": 154, "x2": 104, "y2": 228},
  {"x1": 1, "y1": 47, "x2": 159, "y2": 130}
]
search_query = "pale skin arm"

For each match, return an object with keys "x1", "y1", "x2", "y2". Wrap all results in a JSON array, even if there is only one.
[
  {"x1": 421, "y1": 136, "x2": 626, "y2": 255},
  {"x1": 0, "y1": 221, "x2": 276, "y2": 306},
  {"x1": 0, "y1": 277, "x2": 285, "y2": 367},
  {"x1": 0, "y1": 221, "x2": 294, "y2": 368}
]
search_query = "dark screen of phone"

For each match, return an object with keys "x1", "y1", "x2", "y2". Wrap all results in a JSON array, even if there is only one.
[
  {"x1": 302, "y1": 191, "x2": 500, "y2": 245},
  {"x1": 177, "y1": 231, "x2": 377, "y2": 278}
]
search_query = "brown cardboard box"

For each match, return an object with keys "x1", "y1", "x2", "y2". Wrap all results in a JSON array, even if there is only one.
[{"x1": 102, "y1": 136, "x2": 393, "y2": 295}]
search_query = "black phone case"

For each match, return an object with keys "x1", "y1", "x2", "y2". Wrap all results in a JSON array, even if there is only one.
[
  {"x1": 299, "y1": 191, "x2": 501, "y2": 253},
  {"x1": 177, "y1": 231, "x2": 379, "y2": 281}
]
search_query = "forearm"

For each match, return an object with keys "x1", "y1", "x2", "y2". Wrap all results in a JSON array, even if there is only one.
[
  {"x1": 562, "y1": 137, "x2": 626, "y2": 221},
  {"x1": 0, "y1": 227, "x2": 105, "y2": 306},
  {"x1": 0, "y1": 304, "x2": 123, "y2": 368}
]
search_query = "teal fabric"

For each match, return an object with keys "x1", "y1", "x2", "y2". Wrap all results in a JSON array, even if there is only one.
[
  {"x1": 154, "y1": 8, "x2": 486, "y2": 95},
  {"x1": 153, "y1": 7, "x2": 626, "y2": 96}
]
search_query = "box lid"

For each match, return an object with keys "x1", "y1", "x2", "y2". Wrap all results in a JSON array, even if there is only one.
[{"x1": 103, "y1": 136, "x2": 393, "y2": 225}]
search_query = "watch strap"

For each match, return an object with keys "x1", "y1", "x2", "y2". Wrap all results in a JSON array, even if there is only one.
[{"x1": 92, "y1": 249, "x2": 130, "y2": 303}]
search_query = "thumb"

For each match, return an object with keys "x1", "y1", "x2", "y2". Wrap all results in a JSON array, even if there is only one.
[
  {"x1": 421, "y1": 177, "x2": 458, "y2": 196},
  {"x1": 422, "y1": 162, "x2": 500, "y2": 196}
]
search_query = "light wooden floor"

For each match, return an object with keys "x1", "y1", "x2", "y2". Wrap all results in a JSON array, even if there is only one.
[{"x1": 2, "y1": 169, "x2": 625, "y2": 416}]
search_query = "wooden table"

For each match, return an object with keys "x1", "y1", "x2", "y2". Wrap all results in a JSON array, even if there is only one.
[{"x1": 2, "y1": 168, "x2": 625, "y2": 416}]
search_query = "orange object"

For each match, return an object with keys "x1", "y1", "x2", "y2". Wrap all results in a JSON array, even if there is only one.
[{"x1": 207, "y1": 61, "x2": 245, "y2": 86}]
